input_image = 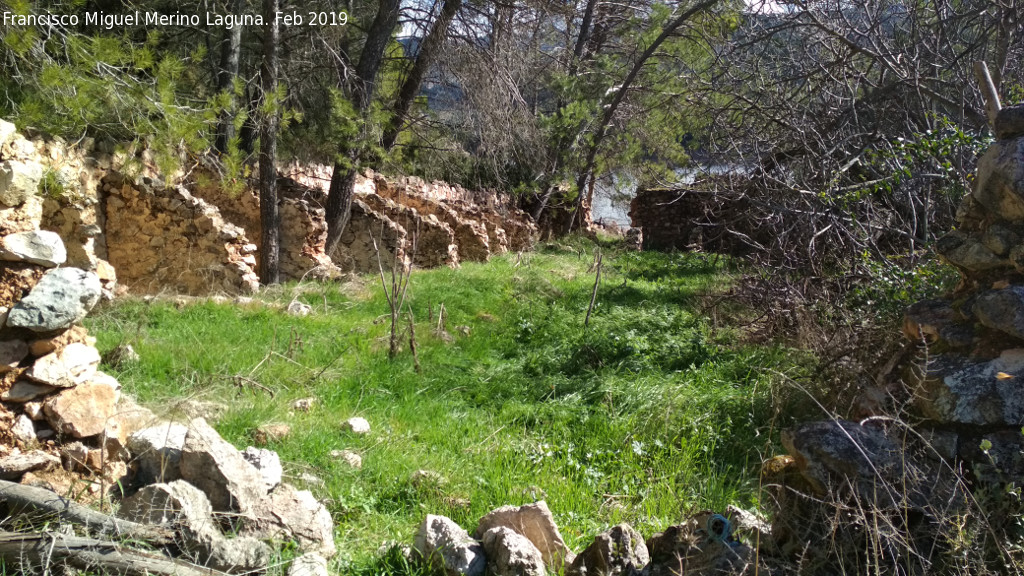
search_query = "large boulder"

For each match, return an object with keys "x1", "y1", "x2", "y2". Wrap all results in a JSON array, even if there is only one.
[
  {"x1": 973, "y1": 137, "x2": 1024, "y2": 222},
  {"x1": 6, "y1": 267, "x2": 101, "y2": 332},
  {"x1": 43, "y1": 375, "x2": 120, "y2": 438},
  {"x1": 973, "y1": 285, "x2": 1024, "y2": 340},
  {"x1": 245, "y1": 483, "x2": 337, "y2": 558},
  {"x1": 481, "y1": 526, "x2": 545, "y2": 576},
  {"x1": 474, "y1": 501, "x2": 574, "y2": 570},
  {"x1": 567, "y1": 524, "x2": 648, "y2": 576},
  {"x1": 914, "y1": 350, "x2": 1024, "y2": 427},
  {"x1": 24, "y1": 342, "x2": 100, "y2": 388},
  {"x1": 127, "y1": 422, "x2": 189, "y2": 484},
  {"x1": 179, "y1": 418, "x2": 266, "y2": 515},
  {"x1": 414, "y1": 514, "x2": 485, "y2": 576},
  {"x1": 782, "y1": 420, "x2": 904, "y2": 503},
  {"x1": 0, "y1": 160, "x2": 43, "y2": 208},
  {"x1": 119, "y1": 480, "x2": 270, "y2": 574},
  {"x1": 0, "y1": 230, "x2": 66, "y2": 267}
]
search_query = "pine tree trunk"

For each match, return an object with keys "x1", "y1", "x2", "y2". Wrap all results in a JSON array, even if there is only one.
[
  {"x1": 214, "y1": 0, "x2": 243, "y2": 154},
  {"x1": 258, "y1": 0, "x2": 281, "y2": 284},
  {"x1": 323, "y1": 0, "x2": 402, "y2": 256}
]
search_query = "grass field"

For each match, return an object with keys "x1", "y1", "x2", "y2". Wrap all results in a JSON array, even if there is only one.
[{"x1": 85, "y1": 241, "x2": 818, "y2": 573}]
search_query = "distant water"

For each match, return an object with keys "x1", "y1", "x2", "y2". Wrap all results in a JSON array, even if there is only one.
[{"x1": 591, "y1": 165, "x2": 744, "y2": 226}]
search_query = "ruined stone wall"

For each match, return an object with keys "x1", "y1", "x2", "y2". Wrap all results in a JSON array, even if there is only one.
[
  {"x1": 361, "y1": 193, "x2": 459, "y2": 269},
  {"x1": 329, "y1": 199, "x2": 409, "y2": 274},
  {"x1": 2, "y1": 117, "x2": 538, "y2": 295},
  {"x1": 103, "y1": 173, "x2": 259, "y2": 295},
  {"x1": 627, "y1": 187, "x2": 756, "y2": 254},
  {"x1": 236, "y1": 166, "x2": 537, "y2": 274},
  {"x1": 757, "y1": 105, "x2": 1024, "y2": 569},
  {"x1": 372, "y1": 173, "x2": 537, "y2": 257},
  {"x1": 191, "y1": 176, "x2": 338, "y2": 282}
]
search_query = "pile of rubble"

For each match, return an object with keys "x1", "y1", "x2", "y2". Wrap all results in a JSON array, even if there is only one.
[
  {"x1": 407, "y1": 501, "x2": 761, "y2": 576},
  {"x1": 749, "y1": 104, "x2": 1024, "y2": 574},
  {"x1": 0, "y1": 199, "x2": 334, "y2": 574}
]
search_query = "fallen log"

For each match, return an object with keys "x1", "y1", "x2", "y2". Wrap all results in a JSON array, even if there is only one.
[
  {"x1": 0, "y1": 479, "x2": 174, "y2": 546},
  {"x1": 0, "y1": 530, "x2": 229, "y2": 576}
]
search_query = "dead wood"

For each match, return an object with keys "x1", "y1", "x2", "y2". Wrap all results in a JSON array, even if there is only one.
[
  {"x1": 0, "y1": 530, "x2": 229, "y2": 576},
  {"x1": 0, "y1": 479, "x2": 174, "y2": 546}
]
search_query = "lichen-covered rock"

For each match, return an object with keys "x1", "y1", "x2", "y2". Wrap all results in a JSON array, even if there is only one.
[
  {"x1": 482, "y1": 526, "x2": 546, "y2": 576},
  {"x1": 474, "y1": 501, "x2": 574, "y2": 571},
  {"x1": 567, "y1": 524, "x2": 647, "y2": 576},
  {"x1": 935, "y1": 231, "x2": 1007, "y2": 271},
  {"x1": 913, "y1": 349, "x2": 1024, "y2": 427},
  {"x1": 415, "y1": 514, "x2": 485, "y2": 576},
  {"x1": 982, "y1": 224, "x2": 1021, "y2": 256},
  {"x1": 6, "y1": 267, "x2": 101, "y2": 332},
  {"x1": 902, "y1": 298, "x2": 975, "y2": 348},
  {"x1": 973, "y1": 285, "x2": 1024, "y2": 340},
  {"x1": 0, "y1": 230, "x2": 66, "y2": 267},
  {"x1": 782, "y1": 420, "x2": 905, "y2": 501},
  {"x1": 973, "y1": 137, "x2": 1024, "y2": 222}
]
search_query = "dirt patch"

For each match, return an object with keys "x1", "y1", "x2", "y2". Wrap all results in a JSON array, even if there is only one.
[{"x1": 0, "y1": 262, "x2": 45, "y2": 309}]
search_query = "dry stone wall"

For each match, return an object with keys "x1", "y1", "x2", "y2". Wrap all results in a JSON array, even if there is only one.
[
  {"x1": 271, "y1": 166, "x2": 536, "y2": 275},
  {"x1": 102, "y1": 173, "x2": 260, "y2": 295},
  {"x1": 752, "y1": 104, "x2": 1024, "y2": 572},
  {"x1": 361, "y1": 192, "x2": 459, "y2": 269},
  {"x1": 330, "y1": 199, "x2": 410, "y2": 274},
  {"x1": 191, "y1": 176, "x2": 339, "y2": 282},
  {"x1": 1, "y1": 117, "x2": 537, "y2": 295}
]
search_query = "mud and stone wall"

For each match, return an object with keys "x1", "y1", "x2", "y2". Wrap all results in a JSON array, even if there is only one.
[{"x1": 102, "y1": 173, "x2": 260, "y2": 295}]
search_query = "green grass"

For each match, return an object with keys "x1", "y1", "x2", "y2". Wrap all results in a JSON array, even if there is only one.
[{"x1": 84, "y1": 241, "x2": 817, "y2": 573}]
